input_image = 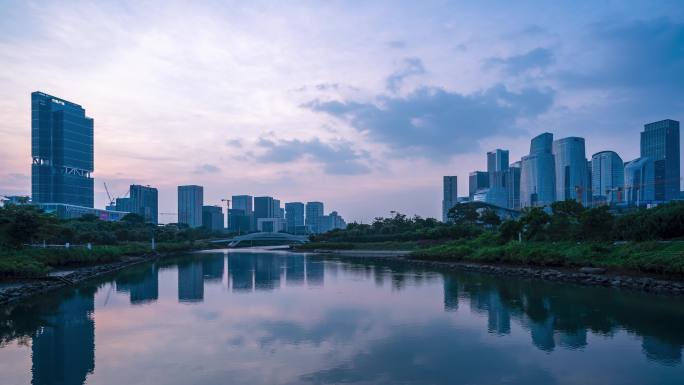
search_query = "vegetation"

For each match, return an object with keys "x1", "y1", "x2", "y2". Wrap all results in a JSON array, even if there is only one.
[
  {"x1": 0, "y1": 204, "x2": 221, "y2": 278},
  {"x1": 310, "y1": 201, "x2": 684, "y2": 275}
]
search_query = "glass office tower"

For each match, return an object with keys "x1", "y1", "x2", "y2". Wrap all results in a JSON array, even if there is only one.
[
  {"x1": 641, "y1": 120, "x2": 680, "y2": 202},
  {"x1": 178, "y1": 185, "x2": 204, "y2": 228},
  {"x1": 31, "y1": 92, "x2": 94, "y2": 207},
  {"x1": 442, "y1": 176, "x2": 458, "y2": 222},
  {"x1": 591, "y1": 151, "x2": 624, "y2": 205},
  {"x1": 553, "y1": 137, "x2": 590, "y2": 205},
  {"x1": 130, "y1": 184, "x2": 158, "y2": 224},
  {"x1": 520, "y1": 133, "x2": 555, "y2": 208},
  {"x1": 285, "y1": 202, "x2": 305, "y2": 233}
]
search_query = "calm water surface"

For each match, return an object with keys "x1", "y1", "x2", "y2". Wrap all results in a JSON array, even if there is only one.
[{"x1": 1, "y1": 249, "x2": 683, "y2": 385}]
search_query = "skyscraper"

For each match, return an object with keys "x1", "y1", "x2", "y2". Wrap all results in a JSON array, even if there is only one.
[
  {"x1": 486, "y1": 149, "x2": 510, "y2": 208},
  {"x1": 178, "y1": 185, "x2": 203, "y2": 228},
  {"x1": 306, "y1": 201, "x2": 324, "y2": 233},
  {"x1": 31, "y1": 92, "x2": 94, "y2": 207},
  {"x1": 442, "y1": 176, "x2": 457, "y2": 222},
  {"x1": 641, "y1": 119, "x2": 680, "y2": 202},
  {"x1": 285, "y1": 202, "x2": 305, "y2": 233},
  {"x1": 507, "y1": 162, "x2": 521, "y2": 210},
  {"x1": 232, "y1": 195, "x2": 254, "y2": 231},
  {"x1": 254, "y1": 196, "x2": 275, "y2": 221},
  {"x1": 202, "y1": 205, "x2": 224, "y2": 231},
  {"x1": 469, "y1": 171, "x2": 489, "y2": 199},
  {"x1": 129, "y1": 184, "x2": 158, "y2": 224},
  {"x1": 624, "y1": 157, "x2": 656, "y2": 205},
  {"x1": 231, "y1": 195, "x2": 253, "y2": 213},
  {"x1": 553, "y1": 137, "x2": 589, "y2": 205},
  {"x1": 520, "y1": 133, "x2": 555, "y2": 208},
  {"x1": 591, "y1": 151, "x2": 624, "y2": 205}
]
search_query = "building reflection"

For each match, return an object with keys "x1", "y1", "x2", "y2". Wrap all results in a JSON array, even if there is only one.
[
  {"x1": 306, "y1": 259, "x2": 324, "y2": 286},
  {"x1": 438, "y1": 270, "x2": 682, "y2": 361},
  {"x1": 178, "y1": 260, "x2": 203, "y2": 302},
  {"x1": 255, "y1": 254, "x2": 280, "y2": 291},
  {"x1": 202, "y1": 254, "x2": 225, "y2": 283},
  {"x1": 229, "y1": 254, "x2": 254, "y2": 292},
  {"x1": 115, "y1": 264, "x2": 159, "y2": 304},
  {"x1": 31, "y1": 288, "x2": 95, "y2": 385},
  {"x1": 285, "y1": 255, "x2": 305, "y2": 286}
]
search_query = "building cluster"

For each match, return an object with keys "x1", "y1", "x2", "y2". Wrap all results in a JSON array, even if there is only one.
[
  {"x1": 9, "y1": 91, "x2": 346, "y2": 234},
  {"x1": 443, "y1": 119, "x2": 681, "y2": 220}
]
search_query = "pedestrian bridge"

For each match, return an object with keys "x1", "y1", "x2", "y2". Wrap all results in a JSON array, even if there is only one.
[{"x1": 209, "y1": 232, "x2": 310, "y2": 248}]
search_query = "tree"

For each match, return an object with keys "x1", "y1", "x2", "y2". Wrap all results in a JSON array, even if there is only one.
[
  {"x1": 579, "y1": 206, "x2": 614, "y2": 241},
  {"x1": 499, "y1": 220, "x2": 523, "y2": 242},
  {"x1": 448, "y1": 204, "x2": 479, "y2": 225},
  {"x1": 480, "y1": 209, "x2": 501, "y2": 228},
  {"x1": 520, "y1": 207, "x2": 551, "y2": 241}
]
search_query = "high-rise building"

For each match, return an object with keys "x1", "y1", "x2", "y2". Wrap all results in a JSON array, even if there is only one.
[
  {"x1": 178, "y1": 185, "x2": 203, "y2": 228},
  {"x1": 306, "y1": 201, "x2": 324, "y2": 233},
  {"x1": 520, "y1": 133, "x2": 555, "y2": 208},
  {"x1": 553, "y1": 137, "x2": 589, "y2": 205},
  {"x1": 254, "y1": 196, "x2": 275, "y2": 221},
  {"x1": 641, "y1": 120, "x2": 680, "y2": 202},
  {"x1": 285, "y1": 202, "x2": 305, "y2": 233},
  {"x1": 231, "y1": 195, "x2": 253, "y2": 213},
  {"x1": 272, "y1": 199, "x2": 283, "y2": 218},
  {"x1": 624, "y1": 157, "x2": 656, "y2": 205},
  {"x1": 129, "y1": 184, "x2": 158, "y2": 224},
  {"x1": 31, "y1": 92, "x2": 94, "y2": 207},
  {"x1": 591, "y1": 151, "x2": 624, "y2": 205},
  {"x1": 485, "y1": 149, "x2": 510, "y2": 208},
  {"x1": 469, "y1": 171, "x2": 489, "y2": 199},
  {"x1": 442, "y1": 176, "x2": 458, "y2": 222},
  {"x1": 228, "y1": 209, "x2": 251, "y2": 234},
  {"x1": 202, "y1": 205, "x2": 224, "y2": 231},
  {"x1": 507, "y1": 162, "x2": 521, "y2": 210},
  {"x1": 487, "y1": 149, "x2": 509, "y2": 174},
  {"x1": 318, "y1": 211, "x2": 347, "y2": 233}
]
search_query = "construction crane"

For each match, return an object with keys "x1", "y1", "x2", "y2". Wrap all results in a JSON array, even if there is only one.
[{"x1": 103, "y1": 182, "x2": 114, "y2": 207}]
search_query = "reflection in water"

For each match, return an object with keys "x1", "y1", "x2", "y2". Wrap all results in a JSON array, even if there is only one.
[
  {"x1": 31, "y1": 288, "x2": 95, "y2": 385},
  {"x1": 1, "y1": 250, "x2": 683, "y2": 385}
]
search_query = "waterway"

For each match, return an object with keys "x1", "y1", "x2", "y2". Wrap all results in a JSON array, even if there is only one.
[{"x1": 1, "y1": 249, "x2": 683, "y2": 385}]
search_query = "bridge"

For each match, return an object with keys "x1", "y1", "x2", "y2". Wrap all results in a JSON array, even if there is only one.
[{"x1": 209, "y1": 232, "x2": 310, "y2": 248}]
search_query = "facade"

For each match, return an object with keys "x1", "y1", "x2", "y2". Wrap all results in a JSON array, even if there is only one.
[
  {"x1": 507, "y1": 162, "x2": 521, "y2": 210},
  {"x1": 487, "y1": 149, "x2": 509, "y2": 174},
  {"x1": 520, "y1": 133, "x2": 555, "y2": 208},
  {"x1": 442, "y1": 176, "x2": 458, "y2": 222},
  {"x1": 38, "y1": 203, "x2": 128, "y2": 221},
  {"x1": 129, "y1": 185, "x2": 158, "y2": 224},
  {"x1": 202, "y1": 205, "x2": 224, "y2": 232},
  {"x1": 257, "y1": 217, "x2": 287, "y2": 232},
  {"x1": 178, "y1": 185, "x2": 203, "y2": 228},
  {"x1": 114, "y1": 197, "x2": 131, "y2": 213},
  {"x1": 641, "y1": 120, "x2": 680, "y2": 202},
  {"x1": 285, "y1": 202, "x2": 305, "y2": 233},
  {"x1": 468, "y1": 171, "x2": 489, "y2": 199},
  {"x1": 318, "y1": 211, "x2": 347, "y2": 233},
  {"x1": 254, "y1": 196, "x2": 275, "y2": 221},
  {"x1": 552, "y1": 137, "x2": 589, "y2": 205},
  {"x1": 485, "y1": 149, "x2": 510, "y2": 209},
  {"x1": 272, "y1": 199, "x2": 283, "y2": 218},
  {"x1": 591, "y1": 151, "x2": 624, "y2": 205},
  {"x1": 228, "y1": 208, "x2": 251, "y2": 234},
  {"x1": 305, "y1": 202, "x2": 325, "y2": 233},
  {"x1": 31, "y1": 92, "x2": 94, "y2": 208},
  {"x1": 232, "y1": 195, "x2": 254, "y2": 231},
  {"x1": 624, "y1": 157, "x2": 656, "y2": 205}
]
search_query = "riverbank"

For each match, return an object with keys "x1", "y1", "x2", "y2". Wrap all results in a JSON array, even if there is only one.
[{"x1": 0, "y1": 248, "x2": 208, "y2": 306}]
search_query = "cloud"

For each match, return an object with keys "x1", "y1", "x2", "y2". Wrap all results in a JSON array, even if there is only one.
[
  {"x1": 386, "y1": 57, "x2": 425, "y2": 92},
  {"x1": 561, "y1": 18, "x2": 684, "y2": 92},
  {"x1": 304, "y1": 84, "x2": 554, "y2": 159},
  {"x1": 225, "y1": 139, "x2": 243, "y2": 148},
  {"x1": 485, "y1": 47, "x2": 554, "y2": 75},
  {"x1": 386, "y1": 40, "x2": 406, "y2": 49},
  {"x1": 194, "y1": 164, "x2": 221, "y2": 174},
  {"x1": 256, "y1": 137, "x2": 370, "y2": 175}
]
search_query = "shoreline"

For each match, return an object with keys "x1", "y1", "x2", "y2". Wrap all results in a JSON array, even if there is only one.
[
  {"x1": 304, "y1": 248, "x2": 684, "y2": 295},
  {"x1": 0, "y1": 251, "x2": 187, "y2": 306}
]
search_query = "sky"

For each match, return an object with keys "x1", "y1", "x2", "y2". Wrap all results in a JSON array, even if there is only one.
[{"x1": 1, "y1": 0, "x2": 683, "y2": 223}]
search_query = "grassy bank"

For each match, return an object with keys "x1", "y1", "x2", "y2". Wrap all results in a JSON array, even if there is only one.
[
  {"x1": 411, "y1": 236, "x2": 684, "y2": 275},
  {"x1": 0, "y1": 241, "x2": 212, "y2": 279}
]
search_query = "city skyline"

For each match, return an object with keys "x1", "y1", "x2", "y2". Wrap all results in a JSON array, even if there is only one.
[{"x1": 1, "y1": 1, "x2": 683, "y2": 222}]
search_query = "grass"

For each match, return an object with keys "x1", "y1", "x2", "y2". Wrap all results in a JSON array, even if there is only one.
[
  {"x1": 0, "y1": 241, "x2": 212, "y2": 279},
  {"x1": 411, "y1": 236, "x2": 684, "y2": 275}
]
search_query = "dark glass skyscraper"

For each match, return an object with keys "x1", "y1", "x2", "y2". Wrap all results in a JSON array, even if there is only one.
[
  {"x1": 641, "y1": 120, "x2": 680, "y2": 202},
  {"x1": 31, "y1": 92, "x2": 94, "y2": 207}
]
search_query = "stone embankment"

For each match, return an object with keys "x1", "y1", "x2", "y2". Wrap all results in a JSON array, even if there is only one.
[
  {"x1": 408, "y1": 259, "x2": 684, "y2": 295},
  {"x1": 0, "y1": 254, "x2": 158, "y2": 306}
]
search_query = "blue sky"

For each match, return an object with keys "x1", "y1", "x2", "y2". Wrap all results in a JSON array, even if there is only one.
[{"x1": 1, "y1": 0, "x2": 683, "y2": 222}]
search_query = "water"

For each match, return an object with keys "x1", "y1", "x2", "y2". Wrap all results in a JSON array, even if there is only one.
[{"x1": 1, "y1": 249, "x2": 683, "y2": 385}]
